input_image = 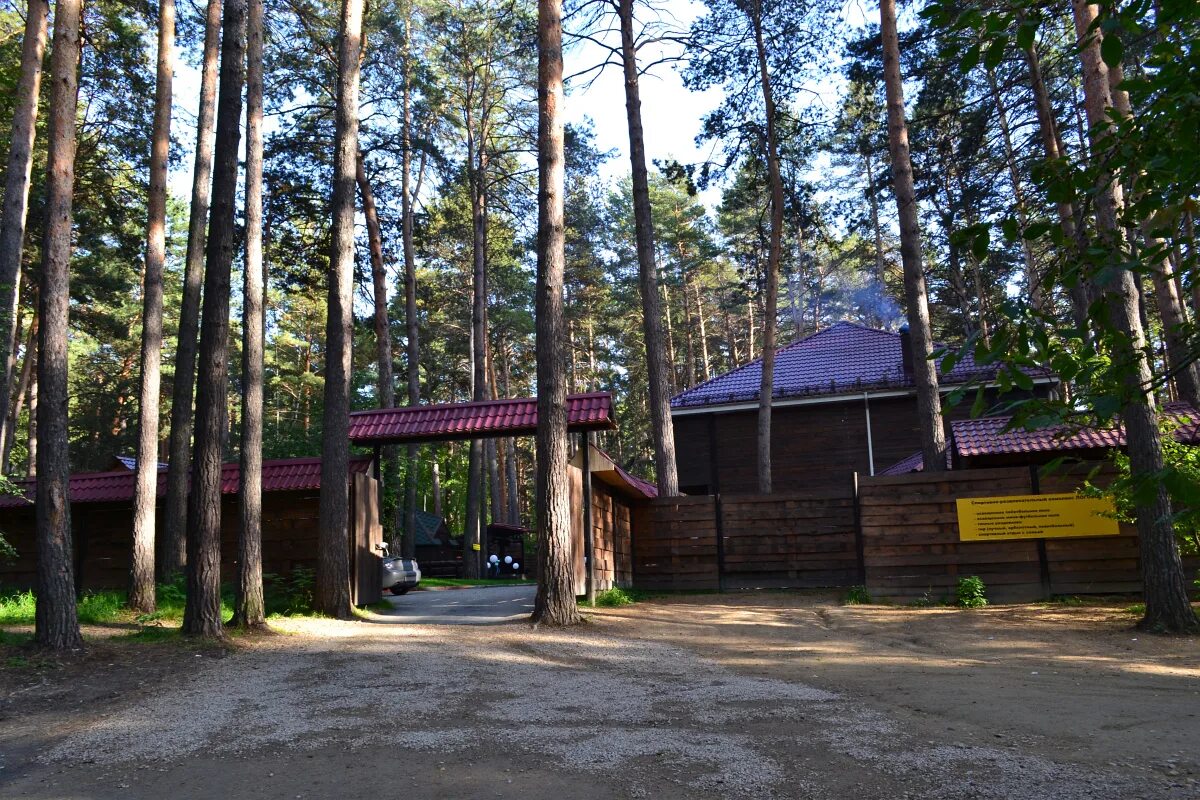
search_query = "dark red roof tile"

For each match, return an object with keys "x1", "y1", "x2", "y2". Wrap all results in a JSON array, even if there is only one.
[
  {"x1": 953, "y1": 403, "x2": 1199, "y2": 458},
  {"x1": 876, "y1": 403, "x2": 1200, "y2": 474},
  {"x1": 0, "y1": 456, "x2": 371, "y2": 509},
  {"x1": 348, "y1": 392, "x2": 616, "y2": 445},
  {"x1": 671, "y1": 321, "x2": 1051, "y2": 409}
]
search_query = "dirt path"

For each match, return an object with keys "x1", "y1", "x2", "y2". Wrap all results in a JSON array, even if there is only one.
[{"x1": 2, "y1": 593, "x2": 1197, "y2": 799}]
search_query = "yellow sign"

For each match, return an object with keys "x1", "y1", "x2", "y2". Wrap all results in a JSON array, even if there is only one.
[
  {"x1": 472, "y1": 543, "x2": 481, "y2": 551},
  {"x1": 956, "y1": 493, "x2": 1120, "y2": 542}
]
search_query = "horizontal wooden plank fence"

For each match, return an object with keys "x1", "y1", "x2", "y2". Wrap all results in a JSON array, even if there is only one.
[
  {"x1": 633, "y1": 462, "x2": 1195, "y2": 602},
  {"x1": 719, "y1": 491, "x2": 858, "y2": 589},
  {"x1": 632, "y1": 490, "x2": 859, "y2": 592}
]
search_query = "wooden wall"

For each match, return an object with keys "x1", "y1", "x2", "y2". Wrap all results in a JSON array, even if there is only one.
[
  {"x1": 632, "y1": 463, "x2": 1195, "y2": 603},
  {"x1": 672, "y1": 392, "x2": 1005, "y2": 495},
  {"x1": 632, "y1": 491, "x2": 858, "y2": 591},
  {"x1": 568, "y1": 466, "x2": 636, "y2": 593},
  {"x1": 857, "y1": 466, "x2": 1161, "y2": 602},
  {"x1": 0, "y1": 483, "x2": 379, "y2": 600},
  {"x1": 632, "y1": 495, "x2": 719, "y2": 591},
  {"x1": 720, "y1": 491, "x2": 858, "y2": 589}
]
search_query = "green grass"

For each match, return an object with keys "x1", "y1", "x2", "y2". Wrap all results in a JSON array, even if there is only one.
[
  {"x1": 419, "y1": 577, "x2": 534, "y2": 589},
  {"x1": 0, "y1": 569, "x2": 318, "y2": 632},
  {"x1": 579, "y1": 587, "x2": 659, "y2": 608},
  {"x1": 0, "y1": 590, "x2": 36, "y2": 625},
  {"x1": 844, "y1": 585, "x2": 872, "y2": 605}
]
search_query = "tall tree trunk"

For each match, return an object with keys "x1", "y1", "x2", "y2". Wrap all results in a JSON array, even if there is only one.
[
  {"x1": 501, "y1": 355, "x2": 519, "y2": 523},
  {"x1": 183, "y1": 0, "x2": 247, "y2": 639},
  {"x1": 750, "y1": 2, "x2": 783, "y2": 494},
  {"x1": 661, "y1": 280, "x2": 678, "y2": 392},
  {"x1": 129, "y1": 0, "x2": 176, "y2": 614},
  {"x1": 1070, "y1": 0, "x2": 1197, "y2": 633},
  {"x1": 617, "y1": 0, "x2": 678, "y2": 496},
  {"x1": 532, "y1": 0, "x2": 580, "y2": 626},
  {"x1": 985, "y1": 67, "x2": 1043, "y2": 313},
  {"x1": 316, "y1": 0, "x2": 364, "y2": 618},
  {"x1": 163, "y1": 0, "x2": 222, "y2": 578},
  {"x1": 1023, "y1": 36, "x2": 1091, "y2": 331},
  {"x1": 3, "y1": 311, "x2": 35, "y2": 472},
  {"x1": 356, "y1": 151, "x2": 401, "y2": 546},
  {"x1": 0, "y1": 0, "x2": 49, "y2": 464},
  {"x1": 25, "y1": 355, "x2": 37, "y2": 478},
  {"x1": 690, "y1": 276, "x2": 711, "y2": 381},
  {"x1": 864, "y1": 148, "x2": 887, "y2": 293},
  {"x1": 463, "y1": 136, "x2": 488, "y2": 577},
  {"x1": 233, "y1": 0, "x2": 265, "y2": 629},
  {"x1": 431, "y1": 456, "x2": 442, "y2": 518},
  {"x1": 1104, "y1": 61, "x2": 1200, "y2": 408},
  {"x1": 401, "y1": 14, "x2": 421, "y2": 558},
  {"x1": 880, "y1": 0, "x2": 946, "y2": 471},
  {"x1": 34, "y1": 0, "x2": 83, "y2": 650}
]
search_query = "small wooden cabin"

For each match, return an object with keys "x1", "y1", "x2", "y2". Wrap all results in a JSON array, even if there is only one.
[
  {"x1": 670, "y1": 322, "x2": 1058, "y2": 494},
  {"x1": 0, "y1": 455, "x2": 384, "y2": 604},
  {"x1": 569, "y1": 444, "x2": 657, "y2": 593}
]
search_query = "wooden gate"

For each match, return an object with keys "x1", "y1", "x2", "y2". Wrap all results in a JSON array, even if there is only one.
[{"x1": 350, "y1": 471, "x2": 383, "y2": 606}]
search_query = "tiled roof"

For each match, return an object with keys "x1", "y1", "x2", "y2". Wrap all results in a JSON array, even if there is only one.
[
  {"x1": 954, "y1": 402, "x2": 1200, "y2": 457},
  {"x1": 612, "y1": 460, "x2": 658, "y2": 499},
  {"x1": 0, "y1": 455, "x2": 371, "y2": 509},
  {"x1": 348, "y1": 392, "x2": 616, "y2": 445},
  {"x1": 877, "y1": 402, "x2": 1200, "y2": 473},
  {"x1": 877, "y1": 451, "x2": 927, "y2": 476},
  {"x1": 670, "y1": 321, "x2": 1050, "y2": 409}
]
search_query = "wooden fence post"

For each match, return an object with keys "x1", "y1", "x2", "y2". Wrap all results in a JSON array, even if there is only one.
[
  {"x1": 582, "y1": 432, "x2": 595, "y2": 603},
  {"x1": 852, "y1": 471, "x2": 865, "y2": 585},
  {"x1": 713, "y1": 493, "x2": 726, "y2": 592},
  {"x1": 1029, "y1": 464, "x2": 1052, "y2": 599}
]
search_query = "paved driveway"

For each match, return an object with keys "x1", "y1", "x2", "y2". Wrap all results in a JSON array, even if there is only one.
[{"x1": 379, "y1": 584, "x2": 536, "y2": 624}]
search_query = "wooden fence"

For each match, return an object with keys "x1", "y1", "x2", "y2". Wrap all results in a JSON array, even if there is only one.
[
  {"x1": 632, "y1": 463, "x2": 1196, "y2": 602},
  {"x1": 632, "y1": 489, "x2": 859, "y2": 592}
]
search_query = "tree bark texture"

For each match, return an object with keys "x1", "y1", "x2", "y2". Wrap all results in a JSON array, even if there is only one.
[
  {"x1": 356, "y1": 152, "x2": 401, "y2": 547},
  {"x1": 401, "y1": 7, "x2": 420, "y2": 560},
  {"x1": 1023, "y1": 38, "x2": 1091, "y2": 332},
  {"x1": 750, "y1": 2, "x2": 782, "y2": 494},
  {"x1": 163, "y1": 0, "x2": 223, "y2": 578},
  {"x1": 233, "y1": 0, "x2": 266, "y2": 629},
  {"x1": 985, "y1": 67, "x2": 1043, "y2": 313},
  {"x1": 617, "y1": 0, "x2": 679, "y2": 497},
  {"x1": 35, "y1": 0, "x2": 83, "y2": 650},
  {"x1": 0, "y1": 0, "x2": 49, "y2": 466},
  {"x1": 1070, "y1": 0, "x2": 1197, "y2": 633},
  {"x1": 532, "y1": 0, "x2": 580, "y2": 626},
  {"x1": 3, "y1": 311, "x2": 36, "y2": 472},
  {"x1": 184, "y1": 0, "x2": 246, "y2": 638},
  {"x1": 463, "y1": 133, "x2": 488, "y2": 577},
  {"x1": 316, "y1": 0, "x2": 364, "y2": 618},
  {"x1": 129, "y1": 0, "x2": 176, "y2": 614},
  {"x1": 880, "y1": 0, "x2": 947, "y2": 472}
]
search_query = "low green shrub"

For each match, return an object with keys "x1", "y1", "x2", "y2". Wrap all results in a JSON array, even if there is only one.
[
  {"x1": 581, "y1": 587, "x2": 651, "y2": 608},
  {"x1": 0, "y1": 590, "x2": 36, "y2": 625},
  {"x1": 956, "y1": 576, "x2": 988, "y2": 608},
  {"x1": 844, "y1": 585, "x2": 871, "y2": 605},
  {"x1": 264, "y1": 567, "x2": 316, "y2": 616}
]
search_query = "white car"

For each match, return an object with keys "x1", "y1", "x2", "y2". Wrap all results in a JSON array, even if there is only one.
[{"x1": 379, "y1": 544, "x2": 421, "y2": 595}]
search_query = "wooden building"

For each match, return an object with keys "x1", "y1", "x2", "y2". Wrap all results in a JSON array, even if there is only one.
[
  {"x1": 0, "y1": 456, "x2": 384, "y2": 604},
  {"x1": 670, "y1": 322, "x2": 1057, "y2": 494},
  {"x1": 878, "y1": 401, "x2": 1200, "y2": 475},
  {"x1": 568, "y1": 444, "x2": 657, "y2": 594}
]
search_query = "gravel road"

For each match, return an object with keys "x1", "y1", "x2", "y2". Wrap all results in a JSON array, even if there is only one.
[{"x1": 2, "y1": 594, "x2": 1196, "y2": 799}]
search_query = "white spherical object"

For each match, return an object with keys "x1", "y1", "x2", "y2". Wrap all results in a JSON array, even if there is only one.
[
  {"x1": 490, "y1": 554, "x2": 499, "y2": 563},
  {"x1": 504, "y1": 556, "x2": 513, "y2": 564},
  {"x1": 512, "y1": 562, "x2": 520, "y2": 571}
]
